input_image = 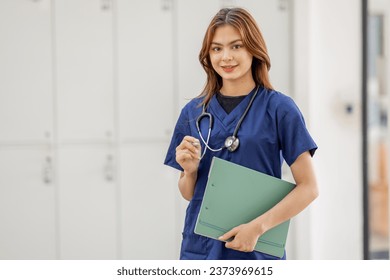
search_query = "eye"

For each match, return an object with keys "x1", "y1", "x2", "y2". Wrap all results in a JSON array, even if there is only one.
[
  {"x1": 211, "y1": 46, "x2": 221, "y2": 52},
  {"x1": 232, "y1": 44, "x2": 242, "y2": 50}
]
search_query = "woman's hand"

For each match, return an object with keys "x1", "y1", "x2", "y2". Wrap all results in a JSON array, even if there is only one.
[
  {"x1": 218, "y1": 221, "x2": 263, "y2": 252},
  {"x1": 176, "y1": 136, "x2": 201, "y2": 174}
]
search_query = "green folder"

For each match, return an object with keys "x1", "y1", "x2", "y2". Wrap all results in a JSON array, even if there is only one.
[{"x1": 194, "y1": 157, "x2": 295, "y2": 258}]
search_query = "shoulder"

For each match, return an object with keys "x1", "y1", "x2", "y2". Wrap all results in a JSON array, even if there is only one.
[
  {"x1": 182, "y1": 97, "x2": 203, "y2": 111},
  {"x1": 179, "y1": 97, "x2": 204, "y2": 118},
  {"x1": 266, "y1": 89, "x2": 295, "y2": 107},
  {"x1": 261, "y1": 89, "x2": 299, "y2": 117}
]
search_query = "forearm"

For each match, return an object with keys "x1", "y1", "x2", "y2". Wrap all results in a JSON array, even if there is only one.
[
  {"x1": 178, "y1": 171, "x2": 198, "y2": 201},
  {"x1": 252, "y1": 182, "x2": 318, "y2": 235},
  {"x1": 253, "y1": 151, "x2": 319, "y2": 235}
]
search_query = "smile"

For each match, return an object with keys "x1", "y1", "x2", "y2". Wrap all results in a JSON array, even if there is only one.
[{"x1": 221, "y1": 65, "x2": 238, "y2": 72}]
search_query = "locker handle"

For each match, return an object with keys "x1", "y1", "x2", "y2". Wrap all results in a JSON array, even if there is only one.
[
  {"x1": 104, "y1": 154, "x2": 115, "y2": 182},
  {"x1": 42, "y1": 156, "x2": 54, "y2": 185}
]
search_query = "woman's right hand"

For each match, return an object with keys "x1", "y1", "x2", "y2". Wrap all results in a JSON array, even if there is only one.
[{"x1": 175, "y1": 136, "x2": 201, "y2": 174}]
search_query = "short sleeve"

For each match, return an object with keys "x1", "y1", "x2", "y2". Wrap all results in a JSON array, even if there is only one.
[
  {"x1": 164, "y1": 107, "x2": 191, "y2": 171},
  {"x1": 277, "y1": 97, "x2": 317, "y2": 166}
]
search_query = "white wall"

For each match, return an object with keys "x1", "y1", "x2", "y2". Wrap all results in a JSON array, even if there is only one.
[{"x1": 294, "y1": 0, "x2": 363, "y2": 259}]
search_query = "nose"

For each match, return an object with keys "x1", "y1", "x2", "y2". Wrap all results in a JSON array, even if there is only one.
[{"x1": 222, "y1": 49, "x2": 233, "y2": 62}]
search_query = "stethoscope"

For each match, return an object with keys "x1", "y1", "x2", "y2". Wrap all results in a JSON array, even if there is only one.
[{"x1": 196, "y1": 86, "x2": 259, "y2": 159}]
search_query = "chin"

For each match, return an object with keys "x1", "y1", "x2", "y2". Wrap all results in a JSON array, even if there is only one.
[{"x1": 221, "y1": 75, "x2": 239, "y2": 81}]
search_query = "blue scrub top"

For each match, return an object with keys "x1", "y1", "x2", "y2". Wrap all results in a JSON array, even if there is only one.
[{"x1": 164, "y1": 86, "x2": 317, "y2": 260}]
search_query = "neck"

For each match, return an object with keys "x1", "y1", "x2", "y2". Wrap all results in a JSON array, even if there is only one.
[{"x1": 220, "y1": 79, "x2": 256, "y2": 96}]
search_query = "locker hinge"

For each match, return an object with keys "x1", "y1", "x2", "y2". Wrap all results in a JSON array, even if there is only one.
[
  {"x1": 161, "y1": 0, "x2": 172, "y2": 11},
  {"x1": 278, "y1": 0, "x2": 289, "y2": 11},
  {"x1": 101, "y1": 0, "x2": 111, "y2": 11}
]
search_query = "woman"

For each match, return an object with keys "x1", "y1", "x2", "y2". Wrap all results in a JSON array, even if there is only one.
[{"x1": 164, "y1": 7, "x2": 318, "y2": 260}]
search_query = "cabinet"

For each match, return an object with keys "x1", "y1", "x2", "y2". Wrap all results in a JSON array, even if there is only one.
[
  {"x1": 120, "y1": 144, "x2": 178, "y2": 259},
  {"x1": 0, "y1": 0, "x2": 178, "y2": 260},
  {"x1": 55, "y1": 0, "x2": 115, "y2": 142},
  {"x1": 57, "y1": 146, "x2": 117, "y2": 259},
  {"x1": 0, "y1": 0, "x2": 53, "y2": 143},
  {"x1": 0, "y1": 0, "x2": 56, "y2": 260},
  {"x1": 54, "y1": 0, "x2": 118, "y2": 259},
  {"x1": 116, "y1": 0, "x2": 178, "y2": 259},
  {"x1": 117, "y1": 0, "x2": 175, "y2": 140},
  {"x1": 0, "y1": 148, "x2": 56, "y2": 259}
]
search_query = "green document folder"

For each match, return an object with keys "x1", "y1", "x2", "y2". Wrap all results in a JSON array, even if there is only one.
[{"x1": 194, "y1": 157, "x2": 295, "y2": 258}]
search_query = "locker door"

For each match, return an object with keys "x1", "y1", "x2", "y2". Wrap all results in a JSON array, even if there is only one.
[
  {"x1": 120, "y1": 143, "x2": 178, "y2": 259},
  {"x1": 117, "y1": 0, "x2": 175, "y2": 141},
  {"x1": 0, "y1": 0, "x2": 53, "y2": 143},
  {"x1": 0, "y1": 148, "x2": 56, "y2": 259},
  {"x1": 55, "y1": 0, "x2": 115, "y2": 141},
  {"x1": 57, "y1": 146, "x2": 117, "y2": 259},
  {"x1": 237, "y1": 0, "x2": 292, "y2": 95}
]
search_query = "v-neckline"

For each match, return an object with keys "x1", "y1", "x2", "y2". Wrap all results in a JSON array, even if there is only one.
[{"x1": 208, "y1": 86, "x2": 258, "y2": 129}]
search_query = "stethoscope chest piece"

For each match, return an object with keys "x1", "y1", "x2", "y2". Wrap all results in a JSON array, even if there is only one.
[{"x1": 225, "y1": 136, "x2": 239, "y2": 152}]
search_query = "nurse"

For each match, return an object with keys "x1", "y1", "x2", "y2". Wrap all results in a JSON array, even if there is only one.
[{"x1": 164, "y1": 7, "x2": 319, "y2": 260}]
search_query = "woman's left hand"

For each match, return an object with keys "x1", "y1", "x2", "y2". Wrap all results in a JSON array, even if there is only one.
[{"x1": 218, "y1": 222, "x2": 262, "y2": 252}]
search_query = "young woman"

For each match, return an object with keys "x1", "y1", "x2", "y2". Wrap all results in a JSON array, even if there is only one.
[{"x1": 164, "y1": 7, "x2": 318, "y2": 260}]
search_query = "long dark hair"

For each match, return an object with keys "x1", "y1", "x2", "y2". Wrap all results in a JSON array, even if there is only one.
[{"x1": 198, "y1": 7, "x2": 273, "y2": 105}]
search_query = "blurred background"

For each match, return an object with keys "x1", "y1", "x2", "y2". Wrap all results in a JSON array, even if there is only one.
[{"x1": 0, "y1": 0, "x2": 388, "y2": 260}]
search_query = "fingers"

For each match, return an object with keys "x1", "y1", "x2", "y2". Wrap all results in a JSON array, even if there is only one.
[
  {"x1": 219, "y1": 227, "x2": 240, "y2": 250},
  {"x1": 176, "y1": 149, "x2": 198, "y2": 163},
  {"x1": 176, "y1": 136, "x2": 201, "y2": 160},
  {"x1": 225, "y1": 240, "x2": 252, "y2": 252},
  {"x1": 219, "y1": 226, "x2": 254, "y2": 252},
  {"x1": 176, "y1": 150, "x2": 194, "y2": 161},
  {"x1": 183, "y1": 135, "x2": 200, "y2": 144},
  {"x1": 177, "y1": 136, "x2": 200, "y2": 152},
  {"x1": 218, "y1": 227, "x2": 239, "y2": 242}
]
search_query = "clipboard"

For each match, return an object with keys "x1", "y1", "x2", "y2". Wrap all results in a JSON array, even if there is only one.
[{"x1": 194, "y1": 157, "x2": 295, "y2": 258}]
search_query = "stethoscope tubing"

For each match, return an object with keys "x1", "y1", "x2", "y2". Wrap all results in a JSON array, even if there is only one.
[
  {"x1": 198, "y1": 127, "x2": 223, "y2": 159},
  {"x1": 196, "y1": 85, "x2": 260, "y2": 159}
]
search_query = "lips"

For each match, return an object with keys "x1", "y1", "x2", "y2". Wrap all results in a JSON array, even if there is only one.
[{"x1": 221, "y1": 65, "x2": 237, "y2": 73}]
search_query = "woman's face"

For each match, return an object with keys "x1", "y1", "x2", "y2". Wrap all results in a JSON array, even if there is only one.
[{"x1": 209, "y1": 25, "x2": 253, "y2": 85}]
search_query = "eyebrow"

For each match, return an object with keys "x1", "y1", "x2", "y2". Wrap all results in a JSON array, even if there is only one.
[{"x1": 211, "y1": 39, "x2": 243, "y2": 46}]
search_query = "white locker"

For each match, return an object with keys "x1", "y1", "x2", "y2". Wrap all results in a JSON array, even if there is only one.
[
  {"x1": 117, "y1": 0, "x2": 175, "y2": 141},
  {"x1": 55, "y1": 0, "x2": 115, "y2": 141},
  {"x1": 57, "y1": 146, "x2": 117, "y2": 259},
  {"x1": 120, "y1": 143, "x2": 178, "y2": 259},
  {"x1": 0, "y1": 0, "x2": 53, "y2": 143},
  {"x1": 0, "y1": 147, "x2": 56, "y2": 259}
]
